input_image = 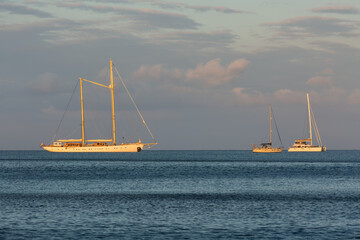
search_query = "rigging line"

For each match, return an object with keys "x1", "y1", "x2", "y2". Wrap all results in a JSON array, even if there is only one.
[
  {"x1": 114, "y1": 77, "x2": 140, "y2": 141},
  {"x1": 311, "y1": 108, "x2": 322, "y2": 146},
  {"x1": 63, "y1": 125, "x2": 81, "y2": 141},
  {"x1": 311, "y1": 109, "x2": 322, "y2": 145},
  {"x1": 310, "y1": 107, "x2": 317, "y2": 145},
  {"x1": 114, "y1": 66, "x2": 156, "y2": 143},
  {"x1": 271, "y1": 107, "x2": 283, "y2": 147},
  {"x1": 311, "y1": 108, "x2": 319, "y2": 145},
  {"x1": 52, "y1": 80, "x2": 79, "y2": 143}
]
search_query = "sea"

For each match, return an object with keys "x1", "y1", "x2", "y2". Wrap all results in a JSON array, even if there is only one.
[{"x1": 1, "y1": 150, "x2": 360, "y2": 239}]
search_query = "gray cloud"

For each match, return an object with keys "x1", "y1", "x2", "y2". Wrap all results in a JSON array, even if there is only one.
[
  {"x1": 0, "y1": 2, "x2": 52, "y2": 18},
  {"x1": 152, "y1": 30, "x2": 237, "y2": 54},
  {"x1": 311, "y1": 6, "x2": 359, "y2": 15},
  {"x1": 24, "y1": 73, "x2": 70, "y2": 95},
  {"x1": 49, "y1": 3, "x2": 200, "y2": 30},
  {"x1": 0, "y1": 18, "x2": 78, "y2": 32},
  {"x1": 117, "y1": 8, "x2": 200, "y2": 29},
  {"x1": 264, "y1": 16, "x2": 358, "y2": 36},
  {"x1": 151, "y1": 2, "x2": 252, "y2": 14}
]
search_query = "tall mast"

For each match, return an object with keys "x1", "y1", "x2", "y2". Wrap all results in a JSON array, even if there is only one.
[
  {"x1": 110, "y1": 59, "x2": 116, "y2": 145},
  {"x1": 80, "y1": 78, "x2": 85, "y2": 146},
  {"x1": 269, "y1": 104, "x2": 272, "y2": 145},
  {"x1": 307, "y1": 93, "x2": 312, "y2": 145}
]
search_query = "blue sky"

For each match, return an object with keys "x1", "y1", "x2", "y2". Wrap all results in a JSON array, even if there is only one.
[{"x1": 1, "y1": 0, "x2": 360, "y2": 150}]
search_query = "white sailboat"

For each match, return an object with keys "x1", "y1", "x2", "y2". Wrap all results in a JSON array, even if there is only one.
[
  {"x1": 288, "y1": 93, "x2": 326, "y2": 152},
  {"x1": 41, "y1": 59, "x2": 157, "y2": 152},
  {"x1": 252, "y1": 104, "x2": 284, "y2": 153}
]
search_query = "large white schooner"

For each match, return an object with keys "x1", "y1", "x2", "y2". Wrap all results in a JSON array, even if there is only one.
[
  {"x1": 288, "y1": 93, "x2": 326, "y2": 152},
  {"x1": 41, "y1": 59, "x2": 157, "y2": 152}
]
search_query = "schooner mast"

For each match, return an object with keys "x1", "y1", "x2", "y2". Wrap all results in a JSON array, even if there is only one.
[
  {"x1": 79, "y1": 60, "x2": 118, "y2": 145},
  {"x1": 110, "y1": 59, "x2": 116, "y2": 145}
]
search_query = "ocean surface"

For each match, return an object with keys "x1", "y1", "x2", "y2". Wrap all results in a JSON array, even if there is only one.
[{"x1": 1, "y1": 150, "x2": 360, "y2": 239}]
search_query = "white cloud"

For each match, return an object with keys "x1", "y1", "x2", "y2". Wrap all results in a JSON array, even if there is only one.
[
  {"x1": 186, "y1": 58, "x2": 249, "y2": 86},
  {"x1": 232, "y1": 88, "x2": 268, "y2": 105},
  {"x1": 273, "y1": 89, "x2": 306, "y2": 104},
  {"x1": 132, "y1": 58, "x2": 250, "y2": 86},
  {"x1": 306, "y1": 76, "x2": 333, "y2": 86}
]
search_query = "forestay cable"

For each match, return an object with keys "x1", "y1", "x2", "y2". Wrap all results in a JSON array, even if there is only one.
[
  {"x1": 271, "y1": 107, "x2": 283, "y2": 147},
  {"x1": 52, "y1": 80, "x2": 79, "y2": 143},
  {"x1": 114, "y1": 66, "x2": 156, "y2": 143}
]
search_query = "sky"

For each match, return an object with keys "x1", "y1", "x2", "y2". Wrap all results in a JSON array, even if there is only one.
[{"x1": 1, "y1": 0, "x2": 360, "y2": 150}]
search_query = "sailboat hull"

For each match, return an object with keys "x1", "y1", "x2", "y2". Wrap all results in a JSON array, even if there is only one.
[
  {"x1": 253, "y1": 147, "x2": 284, "y2": 153},
  {"x1": 43, "y1": 143, "x2": 144, "y2": 153},
  {"x1": 288, "y1": 146, "x2": 326, "y2": 152}
]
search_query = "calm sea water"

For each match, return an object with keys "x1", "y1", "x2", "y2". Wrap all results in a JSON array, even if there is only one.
[{"x1": 1, "y1": 150, "x2": 360, "y2": 239}]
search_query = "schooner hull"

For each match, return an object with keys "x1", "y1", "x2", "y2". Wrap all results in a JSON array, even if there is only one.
[
  {"x1": 253, "y1": 147, "x2": 283, "y2": 153},
  {"x1": 43, "y1": 143, "x2": 144, "y2": 153},
  {"x1": 288, "y1": 146, "x2": 326, "y2": 152}
]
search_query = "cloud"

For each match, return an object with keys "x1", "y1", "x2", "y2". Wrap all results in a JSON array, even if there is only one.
[
  {"x1": 50, "y1": 3, "x2": 200, "y2": 30},
  {"x1": 133, "y1": 64, "x2": 183, "y2": 80},
  {"x1": 149, "y1": 30, "x2": 237, "y2": 53},
  {"x1": 186, "y1": 58, "x2": 250, "y2": 86},
  {"x1": 306, "y1": 68, "x2": 335, "y2": 87},
  {"x1": 308, "y1": 87, "x2": 346, "y2": 104},
  {"x1": 232, "y1": 88, "x2": 346, "y2": 106},
  {"x1": 306, "y1": 76, "x2": 333, "y2": 87},
  {"x1": 25, "y1": 73, "x2": 64, "y2": 95},
  {"x1": 347, "y1": 89, "x2": 360, "y2": 105},
  {"x1": 133, "y1": 58, "x2": 250, "y2": 86},
  {"x1": 273, "y1": 89, "x2": 306, "y2": 104},
  {"x1": 0, "y1": 18, "x2": 78, "y2": 32},
  {"x1": 116, "y1": 7, "x2": 200, "y2": 29},
  {"x1": 157, "y1": 30, "x2": 236, "y2": 47},
  {"x1": 194, "y1": 5, "x2": 252, "y2": 14},
  {"x1": 41, "y1": 105, "x2": 63, "y2": 115},
  {"x1": 264, "y1": 16, "x2": 357, "y2": 36},
  {"x1": 0, "y1": 2, "x2": 52, "y2": 18},
  {"x1": 232, "y1": 88, "x2": 267, "y2": 105},
  {"x1": 320, "y1": 68, "x2": 334, "y2": 75},
  {"x1": 311, "y1": 6, "x2": 359, "y2": 15},
  {"x1": 65, "y1": 0, "x2": 251, "y2": 15}
]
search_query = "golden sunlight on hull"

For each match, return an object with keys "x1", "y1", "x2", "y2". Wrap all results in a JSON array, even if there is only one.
[
  {"x1": 288, "y1": 146, "x2": 326, "y2": 152},
  {"x1": 43, "y1": 143, "x2": 144, "y2": 153},
  {"x1": 252, "y1": 146, "x2": 284, "y2": 153}
]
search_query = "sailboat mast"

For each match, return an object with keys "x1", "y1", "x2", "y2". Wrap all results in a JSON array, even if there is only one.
[
  {"x1": 307, "y1": 93, "x2": 312, "y2": 145},
  {"x1": 80, "y1": 78, "x2": 85, "y2": 146},
  {"x1": 269, "y1": 104, "x2": 272, "y2": 145},
  {"x1": 110, "y1": 59, "x2": 116, "y2": 145}
]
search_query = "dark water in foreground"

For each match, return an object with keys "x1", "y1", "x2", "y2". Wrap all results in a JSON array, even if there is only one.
[{"x1": 1, "y1": 150, "x2": 360, "y2": 239}]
